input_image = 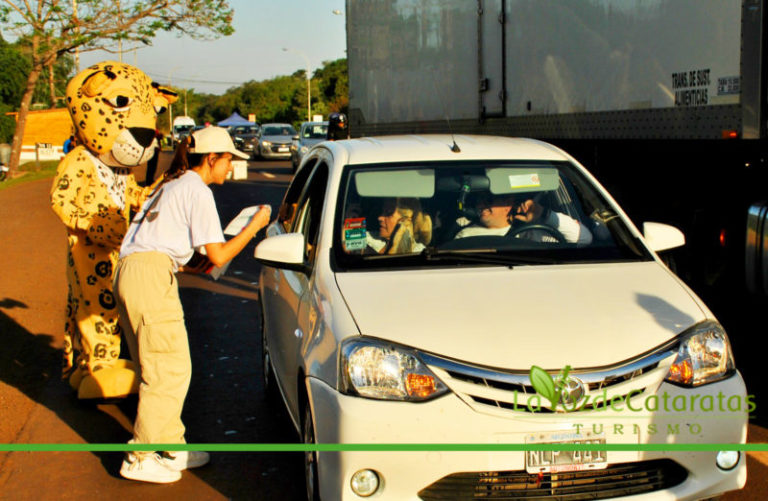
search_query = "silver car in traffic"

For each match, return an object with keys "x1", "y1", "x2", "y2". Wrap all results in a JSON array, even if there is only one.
[
  {"x1": 291, "y1": 121, "x2": 328, "y2": 173},
  {"x1": 256, "y1": 123, "x2": 297, "y2": 160}
]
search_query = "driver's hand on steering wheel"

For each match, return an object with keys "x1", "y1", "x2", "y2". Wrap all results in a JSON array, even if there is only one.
[{"x1": 513, "y1": 199, "x2": 544, "y2": 223}]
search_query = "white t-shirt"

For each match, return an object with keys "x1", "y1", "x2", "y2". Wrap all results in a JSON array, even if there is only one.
[{"x1": 120, "y1": 171, "x2": 225, "y2": 270}]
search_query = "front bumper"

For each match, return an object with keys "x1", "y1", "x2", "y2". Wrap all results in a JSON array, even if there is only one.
[
  {"x1": 260, "y1": 144, "x2": 291, "y2": 158},
  {"x1": 307, "y1": 374, "x2": 748, "y2": 500}
]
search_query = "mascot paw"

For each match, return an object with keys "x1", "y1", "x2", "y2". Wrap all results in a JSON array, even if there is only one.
[{"x1": 71, "y1": 360, "x2": 139, "y2": 400}]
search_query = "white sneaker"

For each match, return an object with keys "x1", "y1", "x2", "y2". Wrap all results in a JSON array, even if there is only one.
[
  {"x1": 160, "y1": 450, "x2": 210, "y2": 471},
  {"x1": 120, "y1": 453, "x2": 182, "y2": 484}
]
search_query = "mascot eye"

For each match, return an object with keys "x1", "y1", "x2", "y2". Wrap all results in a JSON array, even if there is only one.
[
  {"x1": 154, "y1": 105, "x2": 168, "y2": 114},
  {"x1": 104, "y1": 95, "x2": 133, "y2": 110}
]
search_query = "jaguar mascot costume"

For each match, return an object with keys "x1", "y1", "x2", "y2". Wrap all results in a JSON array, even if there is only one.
[{"x1": 51, "y1": 61, "x2": 177, "y2": 399}]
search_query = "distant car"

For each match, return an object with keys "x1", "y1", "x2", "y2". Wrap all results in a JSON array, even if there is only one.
[
  {"x1": 254, "y1": 135, "x2": 747, "y2": 500},
  {"x1": 290, "y1": 121, "x2": 328, "y2": 173},
  {"x1": 229, "y1": 125, "x2": 260, "y2": 157},
  {"x1": 256, "y1": 123, "x2": 297, "y2": 160}
]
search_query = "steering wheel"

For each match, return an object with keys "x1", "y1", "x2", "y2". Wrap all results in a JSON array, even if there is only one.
[{"x1": 507, "y1": 223, "x2": 567, "y2": 243}]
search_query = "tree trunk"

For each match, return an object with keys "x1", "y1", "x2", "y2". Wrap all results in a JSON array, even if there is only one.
[
  {"x1": 48, "y1": 60, "x2": 56, "y2": 107},
  {"x1": 8, "y1": 65, "x2": 44, "y2": 175}
]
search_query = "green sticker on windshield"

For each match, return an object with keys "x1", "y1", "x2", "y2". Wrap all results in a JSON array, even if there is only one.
[{"x1": 344, "y1": 218, "x2": 367, "y2": 251}]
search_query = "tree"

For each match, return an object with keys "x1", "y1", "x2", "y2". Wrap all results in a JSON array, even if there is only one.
[{"x1": 0, "y1": 0, "x2": 235, "y2": 174}]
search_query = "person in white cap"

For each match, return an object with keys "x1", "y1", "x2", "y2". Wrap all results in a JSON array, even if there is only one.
[{"x1": 113, "y1": 126, "x2": 271, "y2": 483}]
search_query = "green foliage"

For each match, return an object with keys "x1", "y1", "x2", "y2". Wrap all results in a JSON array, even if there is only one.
[
  {"x1": 177, "y1": 58, "x2": 349, "y2": 128},
  {"x1": 0, "y1": 103, "x2": 16, "y2": 143},
  {"x1": 0, "y1": 38, "x2": 31, "y2": 106}
]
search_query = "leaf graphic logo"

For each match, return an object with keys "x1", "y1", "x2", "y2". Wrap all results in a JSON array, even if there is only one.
[
  {"x1": 529, "y1": 366, "x2": 559, "y2": 410},
  {"x1": 529, "y1": 365, "x2": 578, "y2": 412}
]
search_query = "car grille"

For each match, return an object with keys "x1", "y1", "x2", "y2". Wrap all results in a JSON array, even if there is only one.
[
  {"x1": 417, "y1": 459, "x2": 687, "y2": 500},
  {"x1": 420, "y1": 339, "x2": 678, "y2": 415}
]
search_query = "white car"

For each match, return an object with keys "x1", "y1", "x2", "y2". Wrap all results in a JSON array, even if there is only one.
[{"x1": 254, "y1": 135, "x2": 747, "y2": 500}]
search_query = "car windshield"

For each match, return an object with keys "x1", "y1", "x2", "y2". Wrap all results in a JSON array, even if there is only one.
[
  {"x1": 303, "y1": 124, "x2": 328, "y2": 139},
  {"x1": 334, "y1": 161, "x2": 650, "y2": 270},
  {"x1": 233, "y1": 126, "x2": 258, "y2": 134},
  {"x1": 264, "y1": 125, "x2": 297, "y2": 136}
]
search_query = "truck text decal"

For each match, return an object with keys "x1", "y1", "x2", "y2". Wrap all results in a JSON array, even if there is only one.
[{"x1": 672, "y1": 68, "x2": 710, "y2": 106}]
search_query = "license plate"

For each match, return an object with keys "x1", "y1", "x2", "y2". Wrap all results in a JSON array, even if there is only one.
[
  {"x1": 525, "y1": 430, "x2": 607, "y2": 473},
  {"x1": 278, "y1": 146, "x2": 289, "y2": 152}
]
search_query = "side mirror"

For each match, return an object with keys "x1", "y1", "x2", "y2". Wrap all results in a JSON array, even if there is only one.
[
  {"x1": 292, "y1": 135, "x2": 300, "y2": 141},
  {"x1": 254, "y1": 232, "x2": 308, "y2": 273},
  {"x1": 643, "y1": 222, "x2": 685, "y2": 252}
]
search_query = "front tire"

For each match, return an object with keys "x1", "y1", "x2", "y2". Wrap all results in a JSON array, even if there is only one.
[
  {"x1": 260, "y1": 308, "x2": 279, "y2": 401},
  {"x1": 303, "y1": 402, "x2": 320, "y2": 501}
]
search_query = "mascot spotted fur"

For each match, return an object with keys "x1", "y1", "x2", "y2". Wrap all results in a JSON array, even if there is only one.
[{"x1": 50, "y1": 61, "x2": 177, "y2": 399}]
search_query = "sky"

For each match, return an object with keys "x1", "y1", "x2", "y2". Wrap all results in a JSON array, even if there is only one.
[{"x1": 78, "y1": 0, "x2": 348, "y2": 95}]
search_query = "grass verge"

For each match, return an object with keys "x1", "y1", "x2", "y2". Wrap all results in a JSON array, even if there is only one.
[{"x1": 0, "y1": 161, "x2": 59, "y2": 191}]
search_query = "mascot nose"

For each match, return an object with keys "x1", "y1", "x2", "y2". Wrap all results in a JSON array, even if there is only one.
[{"x1": 129, "y1": 127, "x2": 157, "y2": 148}]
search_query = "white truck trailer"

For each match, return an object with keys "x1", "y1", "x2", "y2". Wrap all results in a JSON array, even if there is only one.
[{"x1": 346, "y1": 0, "x2": 768, "y2": 295}]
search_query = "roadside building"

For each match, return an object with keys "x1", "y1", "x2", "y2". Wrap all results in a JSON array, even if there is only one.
[{"x1": 4, "y1": 108, "x2": 71, "y2": 164}]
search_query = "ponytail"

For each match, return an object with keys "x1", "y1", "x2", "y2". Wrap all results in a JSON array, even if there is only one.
[{"x1": 161, "y1": 135, "x2": 205, "y2": 186}]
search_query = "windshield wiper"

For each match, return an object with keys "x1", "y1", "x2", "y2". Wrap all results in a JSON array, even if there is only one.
[{"x1": 421, "y1": 247, "x2": 560, "y2": 266}]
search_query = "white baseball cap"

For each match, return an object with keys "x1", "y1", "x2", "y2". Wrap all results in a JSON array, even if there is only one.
[{"x1": 190, "y1": 126, "x2": 249, "y2": 159}]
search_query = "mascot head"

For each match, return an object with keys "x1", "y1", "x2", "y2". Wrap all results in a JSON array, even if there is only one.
[{"x1": 66, "y1": 61, "x2": 177, "y2": 167}]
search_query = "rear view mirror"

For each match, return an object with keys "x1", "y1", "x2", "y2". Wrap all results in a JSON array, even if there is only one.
[{"x1": 643, "y1": 222, "x2": 685, "y2": 252}]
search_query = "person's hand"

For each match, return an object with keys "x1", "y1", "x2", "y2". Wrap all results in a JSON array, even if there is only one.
[
  {"x1": 247, "y1": 205, "x2": 272, "y2": 236},
  {"x1": 513, "y1": 199, "x2": 544, "y2": 223}
]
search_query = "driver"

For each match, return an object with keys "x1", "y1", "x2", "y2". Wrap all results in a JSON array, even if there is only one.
[{"x1": 454, "y1": 193, "x2": 592, "y2": 244}]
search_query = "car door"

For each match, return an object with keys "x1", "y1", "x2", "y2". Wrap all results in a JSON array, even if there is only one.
[
  {"x1": 261, "y1": 157, "x2": 330, "y2": 418},
  {"x1": 261, "y1": 160, "x2": 316, "y2": 407},
  {"x1": 278, "y1": 160, "x2": 330, "y2": 418}
]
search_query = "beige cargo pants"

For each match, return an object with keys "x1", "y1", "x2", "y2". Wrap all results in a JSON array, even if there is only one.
[{"x1": 114, "y1": 251, "x2": 191, "y2": 450}]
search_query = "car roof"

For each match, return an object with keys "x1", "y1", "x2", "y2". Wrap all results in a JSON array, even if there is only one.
[{"x1": 321, "y1": 135, "x2": 572, "y2": 168}]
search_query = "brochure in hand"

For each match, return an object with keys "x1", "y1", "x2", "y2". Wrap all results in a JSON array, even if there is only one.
[
  {"x1": 196, "y1": 205, "x2": 271, "y2": 280},
  {"x1": 224, "y1": 205, "x2": 270, "y2": 236}
]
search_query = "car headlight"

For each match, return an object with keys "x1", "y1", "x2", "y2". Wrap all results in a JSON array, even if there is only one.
[
  {"x1": 261, "y1": 140, "x2": 272, "y2": 147},
  {"x1": 665, "y1": 320, "x2": 735, "y2": 387},
  {"x1": 340, "y1": 337, "x2": 448, "y2": 401},
  {"x1": 300, "y1": 145, "x2": 309, "y2": 155}
]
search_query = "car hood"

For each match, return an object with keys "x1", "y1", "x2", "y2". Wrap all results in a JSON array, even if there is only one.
[
  {"x1": 334, "y1": 261, "x2": 706, "y2": 370},
  {"x1": 262, "y1": 135, "x2": 293, "y2": 144}
]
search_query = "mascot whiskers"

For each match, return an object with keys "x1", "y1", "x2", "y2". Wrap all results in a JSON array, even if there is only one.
[{"x1": 51, "y1": 61, "x2": 177, "y2": 399}]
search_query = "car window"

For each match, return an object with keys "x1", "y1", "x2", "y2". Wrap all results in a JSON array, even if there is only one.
[
  {"x1": 303, "y1": 124, "x2": 328, "y2": 139},
  {"x1": 277, "y1": 158, "x2": 318, "y2": 232},
  {"x1": 293, "y1": 163, "x2": 329, "y2": 263},
  {"x1": 264, "y1": 125, "x2": 297, "y2": 136},
  {"x1": 334, "y1": 161, "x2": 650, "y2": 269}
]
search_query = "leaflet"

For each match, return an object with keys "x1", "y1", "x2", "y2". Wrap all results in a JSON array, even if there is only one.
[{"x1": 223, "y1": 205, "x2": 269, "y2": 236}]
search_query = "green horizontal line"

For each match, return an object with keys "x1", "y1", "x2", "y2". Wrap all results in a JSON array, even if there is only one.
[{"x1": 1, "y1": 443, "x2": 766, "y2": 452}]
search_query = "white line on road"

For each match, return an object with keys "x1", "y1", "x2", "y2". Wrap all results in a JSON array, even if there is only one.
[{"x1": 259, "y1": 172, "x2": 275, "y2": 179}]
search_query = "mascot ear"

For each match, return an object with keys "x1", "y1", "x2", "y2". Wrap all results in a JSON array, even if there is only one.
[{"x1": 81, "y1": 70, "x2": 117, "y2": 97}]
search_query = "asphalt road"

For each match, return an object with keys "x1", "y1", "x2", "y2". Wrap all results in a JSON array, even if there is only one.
[{"x1": 1, "y1": 155, "x2": 768, "y2": 500}]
